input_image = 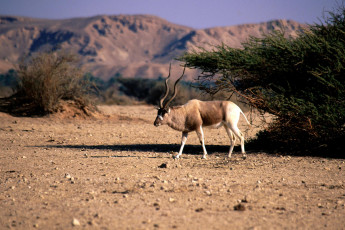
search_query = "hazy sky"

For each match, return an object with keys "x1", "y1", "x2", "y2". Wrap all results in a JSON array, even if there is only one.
[{"x1": 0, "y1": 0, "x2": 340, "y2": 29}]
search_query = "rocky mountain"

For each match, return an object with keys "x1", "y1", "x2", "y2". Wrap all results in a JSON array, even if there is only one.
[{"x1": 0, "y1": 15, "x2": 306, "y2": 80}]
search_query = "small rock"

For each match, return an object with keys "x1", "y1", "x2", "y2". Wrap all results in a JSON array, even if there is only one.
[
  {"x1": 143, "y1": 219, "x2": 152, "y2": 224},
  {"x1": 158, "y1": 163, "x2": 168, "y2": 168},
  {"x1": 234, "y1": 203, "x2": 246, "y2": 211},
  {"x1": 65, "y1": 173, "x2": 71, "y2": 179},
  {"x1": 205, "y1": 190, "x2": 212, "y2": 196},
  {"x1": 336, "y1": 200, "x2": 344, "y2": 205},
  {"x1": 87, "y1": 220, "x2": 95, "y2": 226},
  {"x1": 195, "y1": 208, "x2": 204, "y2": 212},
  {"x1": 72, "y1": 218, "x2": 80, "y2": 226},
  {"x1": 242, "y1": 195, "x2": 250, "y2": 203},
  {"x1": 169, "y1": 197, "x2": 175, "y2": 203}
]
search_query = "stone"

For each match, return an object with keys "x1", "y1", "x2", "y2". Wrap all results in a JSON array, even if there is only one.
[
  {"x1": 72, "y1": 218, "x2": 80, "y2": 226},
  {"x1": 234, "y1": 203, "x2": 246, "y2": 211}
]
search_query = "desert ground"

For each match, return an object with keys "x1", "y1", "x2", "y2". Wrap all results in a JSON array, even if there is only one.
[{"x1": 0, "y1": 105, "x2": 344, "y2": 230}]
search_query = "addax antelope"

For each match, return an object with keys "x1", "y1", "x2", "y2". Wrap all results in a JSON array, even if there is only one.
[{"x1": 154, "y1": 65, "x2": 251, "y2": 159}]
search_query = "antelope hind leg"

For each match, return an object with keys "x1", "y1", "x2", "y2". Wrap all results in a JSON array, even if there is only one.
[
  {"x1": 196, "y1": 126, "x2": 208, "y2": 159},
  {"x1": 224, "y1": 125, "x2": 236, "y2": 159}
]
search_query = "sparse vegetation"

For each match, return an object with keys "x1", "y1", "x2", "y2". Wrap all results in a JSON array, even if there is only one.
[
  {"x1": 0, "y1": 51, "x2": 94, "y2": 116},
  {"x1": 86, "y1": 75, "x2": 214, "y2": 106},
  {"x1": 0, "y1": 65, "x2": 211, "y2": 111},
  {"x1": 0, "y1": 69, "x2": 18, "y2": 98},
  {"x1": 116, "y1": 77, "x2": 210, "y2": 106},
  {"x1": 179, "y1": 7, "x2": 345, "y2": 155},
  {"x1": 18, "y1": 51, "x2": 92, "y2": 114}
]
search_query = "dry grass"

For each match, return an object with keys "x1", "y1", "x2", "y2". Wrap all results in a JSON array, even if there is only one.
[{"x1": 17, "y1": 51, "x2": 91, "y2": 114}]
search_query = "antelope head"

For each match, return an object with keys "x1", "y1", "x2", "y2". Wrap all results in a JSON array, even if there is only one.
[{"x1": 154, "y1": 64, "x2": 186, "y2": 127}]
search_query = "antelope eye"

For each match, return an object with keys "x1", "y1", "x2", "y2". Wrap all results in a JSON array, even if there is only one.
[{"x1": 158, "y1": 108, "x2": 166, "y2": 116}]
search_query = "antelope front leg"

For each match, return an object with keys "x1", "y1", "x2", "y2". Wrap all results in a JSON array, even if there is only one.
[{"x1": 175, "y1": 132, "x2": 188, "y2": 159}]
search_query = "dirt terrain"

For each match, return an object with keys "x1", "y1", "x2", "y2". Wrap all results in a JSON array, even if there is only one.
[{"x1": 0, "y1": 105, "x2": 344, "y2": 229}]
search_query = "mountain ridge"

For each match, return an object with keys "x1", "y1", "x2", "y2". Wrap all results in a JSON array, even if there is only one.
[{"x1": 0, "y1": 15, "x2": 306, "y2": 80}]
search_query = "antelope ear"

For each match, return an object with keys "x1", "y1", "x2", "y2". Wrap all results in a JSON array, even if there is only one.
[{"x1": 168, "y1": 108, "x2": 171, "y2": 114}]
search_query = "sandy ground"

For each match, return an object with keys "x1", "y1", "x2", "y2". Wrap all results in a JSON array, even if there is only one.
[{"x1": 0, "y1": 105, "x2": 344, "y2": 230}]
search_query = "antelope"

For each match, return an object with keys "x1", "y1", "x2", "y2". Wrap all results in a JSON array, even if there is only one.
[{"x1": 154, "y1": 65, "x2": 250, "y2": 159}]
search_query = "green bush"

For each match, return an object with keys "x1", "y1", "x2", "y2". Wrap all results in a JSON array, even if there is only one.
[
  {"x1": 17, "y1": 51, "x2": 91, "y2": 113},
  {"x1": 179, "y1": 7, "x2": 345, "y2": 155}
]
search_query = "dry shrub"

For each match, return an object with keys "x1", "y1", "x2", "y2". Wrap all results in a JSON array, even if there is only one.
[{"x1": 17, "y1": 50, "x2": 91, "y2": 114}]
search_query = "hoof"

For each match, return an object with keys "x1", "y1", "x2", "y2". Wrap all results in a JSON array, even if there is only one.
[
  {"x1": 223, "y1": 157, "x2": 231, "y2": 163},
  {"x1": 202, "y1": 156, "x2": 207, "y2": 160},
  {"x1": 173, "y1": 155, "x2": 180, "y2": 159},
  {"x1": 242, "y1": 155, "x2": 247, "y2": 160}
]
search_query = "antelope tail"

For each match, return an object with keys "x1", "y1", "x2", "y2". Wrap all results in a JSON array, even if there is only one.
[{"x1": 240, "y1": 111, "x2": 251, "y2": 126}]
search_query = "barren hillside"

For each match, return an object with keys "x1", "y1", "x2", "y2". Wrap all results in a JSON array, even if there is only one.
[{"x1": 0, "y1": 15, "x2": 306, "y2": 80}]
